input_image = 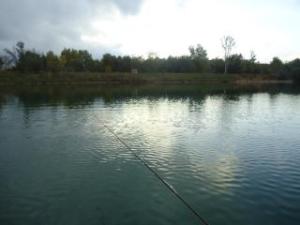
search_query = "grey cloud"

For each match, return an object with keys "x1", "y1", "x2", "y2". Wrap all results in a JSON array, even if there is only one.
[
  {"x1": 0, "y1": 0, "x2": 144, "y2": 56},
  {"x1": 112, "y1": 0, "x2": 143, "y2": 15}
]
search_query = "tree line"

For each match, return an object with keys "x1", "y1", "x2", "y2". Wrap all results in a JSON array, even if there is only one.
[{"x1": 0, "y1": 37, "x2": 299, "y2": 82}]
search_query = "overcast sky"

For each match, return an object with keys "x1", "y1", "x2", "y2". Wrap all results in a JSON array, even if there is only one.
[{"x1": 0, "y1": 0, "x2": 299, "y2": 62}]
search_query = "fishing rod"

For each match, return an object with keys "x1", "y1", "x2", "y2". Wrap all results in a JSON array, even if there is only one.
[{"x1": 103, "y1": 124, "x2": 210, "y2": 225}]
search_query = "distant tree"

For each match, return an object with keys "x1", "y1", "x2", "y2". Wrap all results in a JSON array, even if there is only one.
[
  {"x1": 242, "y1": 51, "x2": 260, "y2": 74},
  {"x1": 147, "y1": 52, "x2": 158, "y2": 59},
  {"x1": 281, "y1": 59, "x2": 300, "y2": 82},
  {"x1": 131, "y1": 56, "x2": 143, "y2": 72},
  {"x1": 209, "y1": 58, "x2": 224, "y2": 73},
  {"x1": 222, "y1": 36, "x2": 236, "y2": 74},
  {"x1": 17, "y1": 50, "x2": 46, "y2": 73},
  {"x1": 90, "y1": 59, "x2": 104, "y2": 72},
  {"x1": 227, "y1": 54, "x2": 243, "y2": 74},
  {"x1": 117, "y1": 56, "x2": 132, "y2": 72},
  {"x1": 60, "y1": 49, "x2": 93, "y2": 72},
  {"x1": 46, "y1": 51, "x2": 61, "y2": 72},
  {"x1": 3, "y1": 41, "x2": 25, "y2": 67},
  {"x1": 259, "y1": 63, "x2": 271, "y2": 75},
  {"x1": 189, "y1": 44, "x2": 207, "y2": 59},
  {"x1": 250, "y1": 51, "x2": 256, "y2": 64},
  {"x1": 270, "y1": 57, "x2": 283, "y2": 75},
  {"x1": 165, "y1": 56, "x2": 196, "y2": 73},
  {"x1": 16, "y1": 42, "x2": 25, "y2": 57},
  {"x1": 102, "y1": 53, "x2": 115, "y2": 72},
  {"x1": 249, "y1": 51, "x2": 259, "y2": 73},
  {"x1": 2, "y1": 40, "x2": 300, "y2": 80},
  {"x1": 178, "y1": 56, "x2": 196, "y2": 72},
  {"x1": 189, "y1": 44, "x2": 209, "y2": 72},
  {"x1": 78, "y1": 50, "x2": 94, "y2": 71},
  {"x1": 289, "y1": 59, "x2": 300, "y2": 82},
  {"x1": 2, "y1": 41, "x2": 46, "y2": 72},
  {"x1": 143, "y1": 55, "x2": 166, "y2": 73},
  {"x1": 0, "y1": 57, "x2": 3, "y2": 70}
]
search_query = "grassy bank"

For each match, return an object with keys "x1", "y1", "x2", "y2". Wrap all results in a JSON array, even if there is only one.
[{"x1": 0, "y1": 71, "x2": 293, "y2": 87}]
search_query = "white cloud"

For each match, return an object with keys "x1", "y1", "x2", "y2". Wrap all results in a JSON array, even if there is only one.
[{"x1": 1, "y1": 0, "x2": 299, "y2": 62}]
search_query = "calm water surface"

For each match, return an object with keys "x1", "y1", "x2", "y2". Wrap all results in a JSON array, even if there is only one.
[{"x1": 0, "y1": 85, "x2": 300, "y2": 225}]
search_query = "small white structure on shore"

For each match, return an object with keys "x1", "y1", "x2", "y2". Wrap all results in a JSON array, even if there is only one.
[{"x1": 131, "y1": 68, "x2": 138, "y2": 74}]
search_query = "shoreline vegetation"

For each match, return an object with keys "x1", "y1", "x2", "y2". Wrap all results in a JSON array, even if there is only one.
[
  {"x1": 0, "y1": 72, "x2": 294, "y2": 87},
  {"x1": 0, "y1": 40, "x2": 299, "y2": 86}
]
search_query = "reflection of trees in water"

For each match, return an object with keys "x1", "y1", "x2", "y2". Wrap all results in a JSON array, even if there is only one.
[
  {"x1": 0, "y1": 95, "x2": 5, "y2": 117},
  {"x1": 0, "y1": 84, "x2": 299, "y2": 110},
  {"x1": 22, "y1": 106, "x2": 32, "y2": 128}
]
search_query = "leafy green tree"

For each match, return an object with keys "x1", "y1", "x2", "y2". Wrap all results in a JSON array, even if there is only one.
[
  {"x1": 189, "y1": 44, "x2": 207, "y2": 59},
  {"x1": 227, "y1": 54, "x2": 243, "y2": 74},
  {"x1": 259, "y1": 63, "x2": 271, "y2": 75},
  {"x1": 143, "y1": 56, "x2": 166, "y2": 73},
  {"x1": 88, "y1": 59, "x2": 104, "y2": 72},
  {"x1": 117, "y1": 56, "x2": 132, "y2": 72},
  {"x1": 282, "y1": 59, "x2": 300, "y2": 82},
  {"x1": 0, "y1": 57, "x2": 3, "y2": 70},
  {"x1": 242, "y1": 51, "x2": 260, "y2": 74},
  {"x1": 165, "y1": 56, "x2": 196, "y2": 73},
  {"x1": 131, "y1": 56, "x2": 144, "y2": 72},
  {"x1": 46, "y1": 51, "x2": 61, "y2": 72},
  {"x1": 209, "y1": 58, "x2": 224, "y2": 73},
  {"x1": 2, "y1": 41, "x2": 300, "y2": 80},
  {"x1": 60, "y1": 49, "x2": 93, "y2": 72},
  {"x1": 189, "y1": 44, "x2": 209, "y2": 72},
  {"x1": 102, "y1": 53, "x2": 116, "y2": 72},
  {"x1": 17, "y1": 50, "x2": 46, "y2": 73},
  {"x1": 2, "y1": 42, "x2": 46, "y2": 73},
  {"x1": 78, "y1": 50, "x2": 94, "y2": 71},
  {"x1": 270, "y1": 57, "x2": 283, "y2": 75}
]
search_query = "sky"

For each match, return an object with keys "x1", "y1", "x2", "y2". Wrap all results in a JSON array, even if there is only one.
[{"x1": 0, "y1": 0, "x2": 299, "y2": 62}]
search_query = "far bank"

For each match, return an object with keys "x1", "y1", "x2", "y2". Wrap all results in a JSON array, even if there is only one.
[{"x1": 0, "y1": 72, "x2": 294, "y2": 87}]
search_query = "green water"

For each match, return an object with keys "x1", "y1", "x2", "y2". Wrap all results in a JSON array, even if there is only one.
[{"x1": 0, "y1": 85, "x2": 300, "y2": 225}]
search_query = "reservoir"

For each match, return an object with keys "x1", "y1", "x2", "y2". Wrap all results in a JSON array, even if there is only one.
[{"x1": 0, "y1": 85, "x2": 300, "y2": 225}]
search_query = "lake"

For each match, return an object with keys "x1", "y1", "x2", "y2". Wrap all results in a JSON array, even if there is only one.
[{"x1": 0, "y1": 85, "x2": 300, "y2": 225}]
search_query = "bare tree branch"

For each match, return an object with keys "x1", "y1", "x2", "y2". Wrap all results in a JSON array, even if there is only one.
[{"x1": 221, "y1": 35, "x2": 235, "y2": 74}]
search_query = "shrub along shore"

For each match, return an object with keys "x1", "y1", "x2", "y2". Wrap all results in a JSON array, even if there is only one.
[
  {"x1": 0, "y1": 41, "x2": 299, "y2": 86},
  {"x1": 0, "y1": 72, "x2": 293, "y2": 87}
]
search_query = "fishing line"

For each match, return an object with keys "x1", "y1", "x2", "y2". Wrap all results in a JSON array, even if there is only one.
[{"x1": 103, "y1": 124, "x2": 210, "y2": 225}]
